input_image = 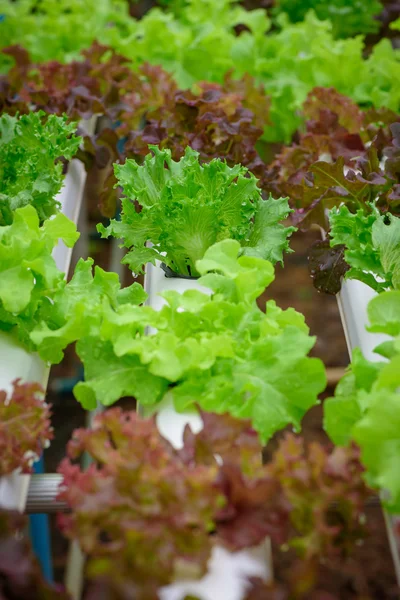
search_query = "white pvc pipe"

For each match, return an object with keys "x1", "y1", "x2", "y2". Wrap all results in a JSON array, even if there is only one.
[
  {"x1": 337, "y1": 279, "x2": 400, "y2": 586},
  {"x1": 0, "y1": 159, "x2": 88, "y2": 512},
  {"x1": 144, "y1": 261, "x2": 273, "y2": 600}
]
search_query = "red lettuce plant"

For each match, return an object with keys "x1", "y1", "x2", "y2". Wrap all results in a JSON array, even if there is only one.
[
  {"x1": 57, "y1": 408, "x2": 288, "y2": 590},
  {"x1": 266, "y1": 87, "x2": 400, "y2": 228},
  {"x1": 122, "y1": 72, "x2": 270, "y2": 182},
  {"x1": 266, "y1": 433, "x2": 370, "y2": 561},
  {"x1": 0, "y1": 43, "x2": 172, "y2": 123},
  {"x1": 57, "y1": 408, "x2": 371, "y2": 596},
  {"x1": 243, "y1": 435, "x2": 373, "y2": 600},
  {"x1": 0, "y1": 380, "x2": 52, "y2": 476}
]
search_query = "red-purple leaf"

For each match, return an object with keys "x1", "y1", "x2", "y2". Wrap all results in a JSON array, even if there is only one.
[
  {"x1": 215, "y1": 463, "x2": 289, "y2": 549},
  {"x1": 303, "y1": 87, "x2": 364, "y2": 134}
]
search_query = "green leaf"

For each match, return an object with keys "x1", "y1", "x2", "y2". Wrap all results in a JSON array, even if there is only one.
[
  {"x1": 367, "y1": 291, "x2": 400, "y2": 336},
  {"x1": 391, "y1": 18, "x2": 400, "y2": 31},
  {"x1": 351, "y1": 347, "x2": 384, "y2": 392},
  {"x1": 196, "y1": 239, "x2": 242, "y2": 279},
  {"x1": 39, "y1": 240, "x2": 323, "y2": 440},
  {"x1": 323, "y1": 345, "x2": 385, "y2": 446},
  {"x1": 375, "y1": 355, "x2": 400, "y2": 393},
  {"x1": 122, "y1": 246, "x2": 162, "y2": 274},
  {"x1": 3, "y1": 2, "x2": 400, "y2": 145},
  {"x1": 324, "y1": 392, "x2": 362, "y2": 447},
  {"x1": 0, "y1": 0, "x2": 131, "y2": 69},
  {"x1": 324, "y1": 299, "x2": 400, "y2": 511},
  {"x1": 373, "y1": 340, "x2": 397, "y2": 359},
  {"x1": 353, "y1": 391, "x2": 400, "y2": 512},
  {"x1": 241, "y1": 196, "x2": 296, "y2": 265},
  {"x1": 172, "y1": 327, "x2": 326, "y2": 444},
  {"x1": 197, "y1": 239, "x2": 275, "y2": 304},
  {"x1": 74, "y1": 338, "x2": 168, "y2": 409},
  {"x1": 43, "y1": 213, "x2": 80, "y2": 249},
  {"x1": 0, "y1": 268, "x2": 34, "y2": 315},
  {"x1": 117, "y1": 283, "x2": 148, "y2": 306}
]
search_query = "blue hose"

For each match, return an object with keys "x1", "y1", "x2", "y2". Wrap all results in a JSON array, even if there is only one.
[{"x1": 29, "y1": 456, "x2": 54, "y2": 583}]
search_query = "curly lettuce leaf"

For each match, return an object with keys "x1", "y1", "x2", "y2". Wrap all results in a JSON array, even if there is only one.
[
  {"x1": 0, "y1": 205, "x2": 79, "y2": 346},
  {"x1": 121, "y1": 71, "x2": 271, "y2": 198},
  {"x1": 30, "y1": 258, "x2": 147, "y2": 364},
  {"x1": 99, "y1": 147, "x2": 294, "y2": 276},
  {"x1": 196, "y1": 238, "x2": 275, "y2": 301},
  {"x1": 266, "y1": 432, "x2": 370, "y2": 563},
  {"x1": 57, "y1": 406, "x2": 369, "y2": 595},
  {"x1": 241, "y1": 196, "x2": 296, "y2": 265},
  {"x1": 265, "y1": 87, "x2": 400, "y2": 229},
  {"x1": 70, "y1": 240, "x2": 325, "y2": 442},
  {"x1": 0, "y1": 42, "x2": 151, "y2": 124},
  {"x1": 74, "y1": 339, "x2": 168, "y2": 410},
  {"x1": 329, "y1": 204, "x2": 400, "y2": 292},
  {"x1": 0, "y1": 112, "x2": 81, "y2": 225},
  {"x1": 367, "y1": 290, "x2": 400, "y2": 337}
]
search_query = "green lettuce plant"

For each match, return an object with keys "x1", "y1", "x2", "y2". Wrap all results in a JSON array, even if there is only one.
[
  {"x1": 272, "y1": 0, "x2": 383, "y2": 39},
  {"x1": 328, "y1": 203, "x2": 400, "y2": 293},
  {"x1": 0, "y1": 112, "x2": 81, "y2": 225},
  {"x1": 31, "y1": 239, "x2": 326, "y2": 442},
  {"x1": 99, "y1": 146, "x2": 295, "y2": 276},
  {"x1": 0, "y1": 0, "x2": 130, "y2": 72},
  {"x1": 324, "y1": 290, "x2": 400, "y2": 511},
  {"x1": 0, "y1": 204, "x2": 79, "y2": 347}
]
